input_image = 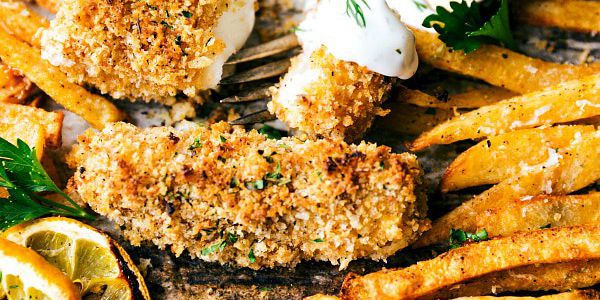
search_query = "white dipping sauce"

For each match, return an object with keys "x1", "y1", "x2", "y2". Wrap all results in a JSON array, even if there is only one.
[{"x1": 296, "y1": 0, "x2": 419, "y2": 79}]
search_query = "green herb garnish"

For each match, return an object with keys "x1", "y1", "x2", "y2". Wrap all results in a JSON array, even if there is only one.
[
  {"x1": 346, "y1": 0, "x2": 370, "y2": 27},
  {"x1": 448, "y1": 228, "x2": 488, "y2": 249},
  {"x1": 413, "y1": 0, "x2": 428, "y2": 11},
  {"x1": 423, "y1": 0, "x2": 516, "y2": 53},
  {"x1": 258, "y1": 125, "x2": 282, "y2": 140},
  {"x1": 201, "y1": 232, "x2": 238, "y2": 255},
  {"x1": 160, "y1": 20, "x2": 173, "y2": 29},
  {"x1": 313, "y1": 238, "x2": 324, "y2": 243},
  {"x1": 248, "y1": 249, "x2": 257, "y2": 263},
  {"x1": 219, "y1": 135, "x2": 227, "y2": 143},
  {"x1": 188, "y1": 137, "x2": 202, "y2": 151},
  {"x1": 0, "y1": 138, "x2": 94, "y2": 231},
  {"x1": 182, "y1": 10, "x2": 192, "y2": 18}
]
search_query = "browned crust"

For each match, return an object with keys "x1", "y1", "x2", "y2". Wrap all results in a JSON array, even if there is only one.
[{"x1": 67, "y1": 122, "x2": 429, "y2": 269}]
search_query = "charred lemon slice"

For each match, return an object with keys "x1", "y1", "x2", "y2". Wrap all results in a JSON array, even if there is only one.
[
  {"x1": 0, "y1": 238, "x2": 79, "y2": 300},
  {"x1": 2, "y1": 217, "x2": 150, "y2": 300}
]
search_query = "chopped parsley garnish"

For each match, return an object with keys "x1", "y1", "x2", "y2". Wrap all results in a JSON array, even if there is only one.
[
  {"x1": 258, "y1": 125, "x2": 282, "y2": 140},
  {"x1": 248, "y1": 249, "x2": 257, "y2": 263},
  {"x1": 423, "y1": 0, "x2": 516, "y2": 53},
  {"x1": 540, "y1": 224, "x2": 552, "y2": 229},
  {"x1": 160, "y1": 20, "x2": 173, "y2": 29},
  {"x1": 246, "y1": 179, "x2": 265, "y2": 191},
  {"x1": 182, "y1": 10, "x2": 193, "y2": 18},
  {"x1": 219, "y1": 135, "x2": 227, "y2": 143},
  {"x1": 201, "y1": 232, "x2": 238, "y2": 255},
  {"x1": 313, "y1": 238, "x2": 324, "y2": 243},
  {"x1": 0, "y1": 138, "x2": 95, "y2": 230},
  {"x1": 395, "y1": 49, "x2": 402, "y2": 55},
  {"x1": 448, "y1": 228, "x2": 488, "y2": 249},
  {"x1": 379, "y1": 161, "x2": 385, "y2": 170},
  {"x1": 346, "y1": 0, "x2": 370, "y2": 28},
  {"x1": 188, "y1": 138, "x2": 202, "y2": 151},
  {"x1": 8, "y1": 285, "x2": 18, "y2": 289}
]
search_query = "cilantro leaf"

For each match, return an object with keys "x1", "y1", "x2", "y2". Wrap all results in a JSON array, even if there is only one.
[{"x1": 423, "y1": 0, "x2": 516, "y2": 53}]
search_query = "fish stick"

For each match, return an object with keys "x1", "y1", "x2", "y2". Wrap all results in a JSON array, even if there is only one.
[{"x1": 66, "y1": 122, "x2": 430, "y2": 269}]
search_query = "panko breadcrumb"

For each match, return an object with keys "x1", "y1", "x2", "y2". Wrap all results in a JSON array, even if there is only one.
[
  {"x1": 40, "y1": 0, "x2": 254, "y2": 102},
  {"x1": 268, "y1": 46, "x2": 392, "y2": 142},
  {"x1": 67, "y1": 122, "x2": 429, "y2": 269}
]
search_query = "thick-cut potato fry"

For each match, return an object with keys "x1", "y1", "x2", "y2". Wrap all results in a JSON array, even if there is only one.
[
  {"x1": 442, "y1": 126, "x2": 595, "y2": 192},
  {"x1": 477, "y1": 193, "x2": 600, "y2": 239},
  {"x1": 413, "y1": 29, "x2": 600, "y2": 94},
  {"x1": 0, "y1": 103, "x2": 62, "y2": 148},
  {"x1": 0, "y1": 122, "x2": 45, "y2": 159},
  {"x1": 516, "y1": 0, "x2": 600, "y2": 34},
  {"x1": 0, "y1": 0, "x2": 48, "y2": 47},
  {"x1": 0, "y1": 29, "x2": 127, "y2": 129},
  {"x1": 0, "y1": 62, "x2": 34, "y2": 104},
  {"x1": 455, "y1": 290, "x2": 600, "y2": 300},
  {"x1": 375, "y1": 101, "x2": 455, "y2": 135},
  {"x1": 428, "y1": 261, "x2": 600, "y2": 300},
  {"x1": 410, "y1": 74, "x2": 600, "y2": 151},
  {"x1": 415, "y1": 130, "x2": 600, "y2": 247},
  {"x1": 340, "y1": 226, "x2": 600, "y2": 300},
  {"x1": 399, "y1": 86, "x2": 516, "y2": 110}
]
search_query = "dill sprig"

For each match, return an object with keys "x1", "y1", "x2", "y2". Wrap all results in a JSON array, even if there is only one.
[{"x1": 346, "y1": 0, "x2": 370, "y2": 27}]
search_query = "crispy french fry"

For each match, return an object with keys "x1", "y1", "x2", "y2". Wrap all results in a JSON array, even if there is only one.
[
  {"x1": 516, "y1": 0, "x2": 600, "y2": 34},
  {"x1": 340, "y1": 226, "x2": 600, "y2": 300},
  {"x1": 415, "y1": 130, "x2": 600, "y2": 247},
  {"x1": 0, "y1": 62, "x2": 35, "y2": 104},
  {"x1": 0, "y1": 103, "x2": 63, "y2": 148},
  {"x1": 429, "y1": 261, "x2": 600, "y2": 300},
  {"x1": 375, "y1": 102, "x2": 455, "y2": 135},
  {"x1": 410, "y1": 74, "x2": 600, "y2": 151},
  {"x1": 0, "y1": 0, "x2": 48, "y2": 47},
  {"x1": 477, "y1": 193, "x2": 599, "y2": 238},
  {"x1": 412, "y1": 29, "x2": 600, "y2": 94},
  {"x1": 305, "y1": 295, "x2": 341, "y2": 300},
  {"x1": 442, "y1": 126, "x2": 595, "y2": 192},
  {"x1": 0, "y1": 29, "x2": 128, "y2": 129},
  {"x1": 0, "y1": 122, "x2": 45, "y2": 159},
  {"x1": 399, "y1": 86, "x2": 516, "y2": 110},
  {"x1": 454, "y1": 290, "x2": 600, "y2": 300}
]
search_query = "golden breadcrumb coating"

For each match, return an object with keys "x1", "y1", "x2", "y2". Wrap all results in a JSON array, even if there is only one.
[
  {"x1": 67, "y1": 122, "x2": 429, "y2": 269},
  {"x1": 268, "y1": 46, "x2": 392, "y2": 142},
  {"x1": 40, "y1": 0, "x2": 246, "y2": 102}
]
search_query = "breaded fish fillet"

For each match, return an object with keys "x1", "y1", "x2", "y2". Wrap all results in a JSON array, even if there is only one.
[
  {"x1": 67, "y1": 122, "x2": 429, "y2": 269},
  {"x1": 40, "y1": 0, "x2": 254, "y2": 102},
  {"x1": 268, "y1": 46, "x2": 392, "y2": 142}
]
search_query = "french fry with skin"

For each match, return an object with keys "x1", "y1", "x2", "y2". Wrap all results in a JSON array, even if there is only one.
[
  {"x1": 455, "y1": 290, "x2": 600, "y2": 300},
  {"x1": 0, "y1": 29, "x2": 127, "y2": 129},
  {"x1": 412, "y1": 29, "x2": 600, "y2": 94},
  {"x1": 442, "y1": 126, "x2": 595, "y2": 192},
  {"x1": 399, "y1": 85, "x2": 516, "y2": 110},
  {"x1": 341, "y1": 226, "x2": 600, "y2": 300},
  {"x1": 427, "y1": 261, "x2": 600, "y2": 300},
  {"x1": 515, "y1": 0, "x2": 600, "y2": 34},
  {"x1": 0, "y1": 104, "x2": 63, "y2": 148},
  {"x1": 410, "y1": 74, "x2": 600, "y2": 151},
  {"x1": 415, "y1": 130, "x2": 600, "y2": 248},
  {"x1": 0, "y1": 0, "x2": 48, "y2": 47}
]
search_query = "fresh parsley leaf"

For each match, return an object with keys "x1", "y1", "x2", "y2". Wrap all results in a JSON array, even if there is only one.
[
  {"x1": 448, "y1": 228, "x2": 488, "y2": 249},
  {"x1": 248, "y1": 249, "x2": 257, "y2": 263},
  {"x1": 201, "y1": 232, "x2": 238, "y2": 255},
  {"x1": 0, "y1": 138, "x2": 94, "y2": 230},
  {"x1": 423, "y1": 0, "x2": 516, "y2": 53},
  {"x1": 258, "y1": 125, "x2": 282, "y2": 140},
  {"x1": 346, "y1": 0, "x2": 370, "y2": 27}
]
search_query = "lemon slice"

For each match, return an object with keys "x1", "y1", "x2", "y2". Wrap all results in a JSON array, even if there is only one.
[
  {"x1": 0, "y1": 238, "x2": 79, "y2": 300},
  {"x1": 2, "y1": 217, "x2": 150, "y2": 300}
]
